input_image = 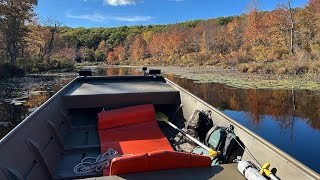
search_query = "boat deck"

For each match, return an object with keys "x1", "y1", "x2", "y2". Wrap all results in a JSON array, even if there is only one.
[
  {"x1": 81, "y1": 163, "x2": 244, "y2": 180},
  {"x1": 63, "y1": 78, "x2": 181, "y2": 109},
  {"x1": 65, "y1": 81, "x2": 177, "y2": 96}
]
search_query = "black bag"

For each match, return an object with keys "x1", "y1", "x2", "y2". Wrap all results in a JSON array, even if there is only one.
[
  {"x1": 173, "y1": 109, "x2": 213, "y2": 152},
  {"x1": 194, "y1": 110, "x2": 213, "y2": 143},
  {"x1": 220, "y1": 125, "x2": 237, "y2": 163}
]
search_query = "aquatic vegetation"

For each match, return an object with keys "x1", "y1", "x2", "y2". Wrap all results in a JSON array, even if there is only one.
[
  {"x1": 0, "y1": 122, "x2": 11, "y2": 127},
  {"x1": 169, "y1": 72, "x2": 320, "y2": 90},
  {"x1": 0, "y1": 74, "x2": 76, "y2": 106}
]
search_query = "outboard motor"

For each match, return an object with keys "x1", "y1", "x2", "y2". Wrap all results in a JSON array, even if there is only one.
[
  {"x1": 79, "y1": 69, "x2": 93, "y2": 77},
  {"x1": 142, "y1": 67, "x2": 148, "y2": 76},
  {"x1": 142, "y1": 67, "x2": 161, "y2": 78},
  {"x1": 149, "y1": 69, "x2": 161, "y2": 78}
]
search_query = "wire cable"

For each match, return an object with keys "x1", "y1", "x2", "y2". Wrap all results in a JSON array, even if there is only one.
[{"x1": 233, "y1": 135, "x2": 262, "y2": 167}]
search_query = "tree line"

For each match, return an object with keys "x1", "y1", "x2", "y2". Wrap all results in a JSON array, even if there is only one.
[{"x1": 0, "y1": 0, "x2": 320, "y2": 78}]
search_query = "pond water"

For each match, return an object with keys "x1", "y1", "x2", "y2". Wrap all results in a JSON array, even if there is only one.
[
  {"x1": 164, "y1": 74, "x2": 320, "y2": 174},
  {"x1": 0, "y1": 75, "x2": 76, "y2": 138},
  {"x1": 0, "y1": 67, "x2": 319, "y2": 174}
]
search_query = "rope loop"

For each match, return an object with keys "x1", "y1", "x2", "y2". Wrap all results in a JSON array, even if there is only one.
[{"x1": 73, "y1": 148, "x2": 119, "y2": 174}]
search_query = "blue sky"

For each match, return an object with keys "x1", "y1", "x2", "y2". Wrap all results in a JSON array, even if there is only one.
[{"x1": 36, "y1": 0, "x2": 308, "y2": 28}]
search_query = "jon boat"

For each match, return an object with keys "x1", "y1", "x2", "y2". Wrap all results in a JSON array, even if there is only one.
[{"x1": 0, "y1": 68, "x2": 319, "y2": 180}]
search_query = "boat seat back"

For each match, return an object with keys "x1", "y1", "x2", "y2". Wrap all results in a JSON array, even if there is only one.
[
  {"x1": 99, "y1": 121, "x2": 174, "y2": 155},
  {"x1": 98, "y1": 104, "x2": 176, "y2": 176},
  {"x1": 98, "y1": 104, "x2": 155, "y2": 130},
  {"x1": 109, "y1": 150, "x2": 211, "y2": 175}
]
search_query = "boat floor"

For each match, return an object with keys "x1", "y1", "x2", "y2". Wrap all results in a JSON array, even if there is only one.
[
  {"x1": 80, "y1": 163, "x2": 244, "y2": 180},
  {"x1": 55, "y1": 107, "x2": 243, "y2": 179}
]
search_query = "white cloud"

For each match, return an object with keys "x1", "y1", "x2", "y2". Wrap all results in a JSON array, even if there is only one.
[
  {"x1": 66, "y1": 12, "x2": 106, "y2": 22},
  {"x1": 105, "y1": 0, "x2": 138, "y2": 6},
  {"x1": 66, "y1": 11, "x2": 151, "y2": 22},
  {"x1": 109, "y1": 16, "x2": 151, "y2": 22}
]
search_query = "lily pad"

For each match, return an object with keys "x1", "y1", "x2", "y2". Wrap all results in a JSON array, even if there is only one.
[
  {"x1": 173, "y1": 73, "x2": 320, "y2": 90},
  {"x1": 8, "y1": 100, "x2": 26, "y2": 106},
  {"x1": 0, "y1": 122, "x2": 11, "y2": 127},
  {"x1": 28, "y1": 107, "x2": 39, "y2": 113},
  {"x1": 3, "y1": 99, "x2": 12, "y2": 103}
]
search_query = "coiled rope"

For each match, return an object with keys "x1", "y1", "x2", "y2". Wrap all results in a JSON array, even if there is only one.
[{"x1": 73, "y1": 148, "x2": 119, "y2": 174}]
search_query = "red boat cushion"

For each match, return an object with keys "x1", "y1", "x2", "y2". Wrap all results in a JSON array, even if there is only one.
[
  {"x1": 97, "y1": 104, "x2": 175, "y2": 176},
  {"x1": 109, "y1": 150, "x2": 211, "y2": 175},
  {"x1": 98, "y1": 104, "x2": 156, "y2": 130},
  {"x1": 99, "y1": 121, "x2": 173, "y2": 155}
]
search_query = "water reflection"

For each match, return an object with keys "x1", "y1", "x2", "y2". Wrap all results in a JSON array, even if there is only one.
[
  {"x1": 165, "y1": 74, "x2": 320, "y2": 173},
  {"x1": 166, "y1": 74, "x2": 320, "y2": 130},
  {"x1": 0, "y1": 75, "x2": 75, "y2": 139},
  {"x1": 95, "y1": 67, "x2": 143, "y2": 76}
]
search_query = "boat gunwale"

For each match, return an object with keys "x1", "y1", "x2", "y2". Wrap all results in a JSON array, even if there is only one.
[
  {"x1": 0, "y1": 75, "x2": 318, "y2": 179},
  {"x1": 0, "y1": 75, "x2": 165, "y2": 145},
  {"x1": 0, "y1": 77, "x2": 79, "y2": 145},
  {"x1": 165, "y1": 77, "x2": 320, "y2": 179}
]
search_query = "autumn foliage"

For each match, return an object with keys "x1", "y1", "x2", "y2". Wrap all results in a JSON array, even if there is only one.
[
  {"x1": 1, "y1": 0, "x2": 320, "y2": 75},
  {"x1": 107, "y1": 51, "x2": 118, "y2": 63}
]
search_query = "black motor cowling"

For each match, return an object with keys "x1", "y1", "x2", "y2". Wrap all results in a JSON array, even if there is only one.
[
  {"x1": 149, "y1": 69, "x2": 161, "y2": 75},
  {"x1": 79, "y1": 69, "x2": 93, "y2": 77}
]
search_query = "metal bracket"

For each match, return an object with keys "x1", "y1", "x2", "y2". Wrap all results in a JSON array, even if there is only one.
[
  {"x1": 26, "y1": 139, "x2": 53, "y2": 179},
  {"x1": 47, "y1": 121, "x2": 64, "y2": 151},
  {"x1": 0, "y1": 166, "x2": 23, "y2": 180},
  {"x1": 59, "y1": 109, "x2": 72, "y2": 130}
]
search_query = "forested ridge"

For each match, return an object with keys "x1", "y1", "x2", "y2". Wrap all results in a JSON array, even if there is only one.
[{"x1": 1, "y1": 0, "x2": 320, "y2": 79}]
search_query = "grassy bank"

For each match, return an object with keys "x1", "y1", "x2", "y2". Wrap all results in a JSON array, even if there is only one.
[
  {"x1": 0, "y1": 58, "x2": 75, "y2": 80},
  {"x1": 125, "y1": 57, "x2": 320, "y2": 78},
  {"x1": 159, "y1": 66, "x2": 320, "y2": 90}
]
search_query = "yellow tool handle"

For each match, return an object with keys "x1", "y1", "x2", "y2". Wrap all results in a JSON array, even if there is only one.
[
  {"x1": 260, "y1": 163, "x2": 279, "y2": 180},
  {"x1": 156, "y1": 112, "x2": 220, "y2": 157}
]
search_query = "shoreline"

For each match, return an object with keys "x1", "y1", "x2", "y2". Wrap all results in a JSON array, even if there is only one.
[{"x1": 78, "y1": 64, "x2": 320, "y2": 90}]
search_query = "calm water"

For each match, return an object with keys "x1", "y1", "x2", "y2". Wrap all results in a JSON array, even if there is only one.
[
  {"x1": 164, "y1": 74, "x2": 320, "y2": 173},
  {"x1": 0, "y1": 67, "x2": 319, "y2": 173},
  {"x1": 0, "y1": 75, "x2": 76, "y2": 138}
]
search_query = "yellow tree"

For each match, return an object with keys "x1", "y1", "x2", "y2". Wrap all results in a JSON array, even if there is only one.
[
  {"x1": 197, "y1": 20, "x2": 217, "y2": 53},
  {"x1": 276, "y1": 0, "x2": 296, "y2": 55},
  {"x1": 227, "y1": 17, "x2": 244, "y2": 51},
  {"x1": 244, "y1": 8, "x2": 264, "y2": 47},
  {"x1": 149, "y1": 33, "x2": 165, "y2": 59},
  {"x1": 164, "y1": 27, "x2": 186, "y2": 56},
  {"x1": 40, "y1": 17, "x2": 60, "y2": 62},
  {"x1": 141, "y1": 31, "x2": 153, "y2": 45},
  {"x1": 310, "y1": 1, "x2": 320, "y2": 37},
  {"x1": 25, "y1": 24, "x2": 44, "y2": 59},
  {"x1": 0, "y1": 0, "x2": 38, "y2": 67},
  {"x1": 25, "y1": 17, "x2": 60, "y2": 63},
  {"x1": 244, "y1": 5, "x2": 275, "y2": 61},
  {"x1": 187, "y1": 25, "x2": 202, "y2": 53},
  {"x1": 94, "y1": 40, "x2": 109, "y2": 62},
  {"x1": 308, "y1": 0, "x2": 320, "y2": 57}
]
